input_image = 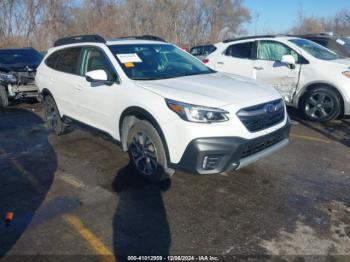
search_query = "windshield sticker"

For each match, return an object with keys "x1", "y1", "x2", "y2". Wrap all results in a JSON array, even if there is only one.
[
  {"x1": 124, "y1": 62, "x2": 134, "y2": 68},
  {"x1": 336, "y1": 39, "x2": 346, "y2": 45},
  {"x1": 116, "y1": 53, "x2": 142, "y2": 63}
]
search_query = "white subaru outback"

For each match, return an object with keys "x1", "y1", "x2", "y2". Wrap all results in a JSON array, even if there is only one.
[
  {"x1": 206, "y1": 35, "x2": 350, "y2": 122},
  {"x1": 36, "y1": 35, "x2": 290, "y2": 181}
]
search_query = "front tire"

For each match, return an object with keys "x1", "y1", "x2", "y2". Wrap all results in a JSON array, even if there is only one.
[
  {"x1": 44, "y1": 95, "x2": 67, "y2": 135},
  {"x1": 0, "y1": 85, "x2": 9, "y2": 108},
  {"x1": 301, "y1": 87, "x2": 342, "y2": 122},
  {"x1": 127, "y1": 120, "x2": 173, "y2": 182}
]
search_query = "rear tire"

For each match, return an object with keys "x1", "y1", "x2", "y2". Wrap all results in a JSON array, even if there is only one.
[
  {"x1": 44, "y1": 95, "x2": 67, "y2": 135},
  {"x1": 0, "y1": 85, "x2": 9, "y2": 108},
  {"x1": 301, "y1": 86, "x2": 342, "y2": 122},
  {"x1": 127, "y1": 120, "x2": 174, "y2": 182}
]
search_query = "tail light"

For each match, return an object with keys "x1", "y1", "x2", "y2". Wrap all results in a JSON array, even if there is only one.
[{"x1": 202, "y1": 58, "x2": 209, "y2": 64}]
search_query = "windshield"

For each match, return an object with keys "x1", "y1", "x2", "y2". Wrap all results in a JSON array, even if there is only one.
[
  {"x1": 0, "y1": 49, "x2": 43, "y2": 65},
  {"x1": 109, "y1": 44, "x2": 214, "y2": 80},
  {"x1": 289, "y1": 39, "x2": 340, "y2": 60}
]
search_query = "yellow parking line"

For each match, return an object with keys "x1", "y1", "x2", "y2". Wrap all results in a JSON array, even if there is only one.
[
  {"x1": 63, "y1": 214, "x2": 115, "y2": 262},
  {"x1": 291, "y1": 133, "x2": 332, "y2": 144}
]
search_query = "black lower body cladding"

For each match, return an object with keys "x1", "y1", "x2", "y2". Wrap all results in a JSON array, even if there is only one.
[{"x1": 173, "y1": 122, "x2": 291, "y2": 175}]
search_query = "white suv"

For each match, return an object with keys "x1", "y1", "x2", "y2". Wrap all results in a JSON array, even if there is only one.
[
  {"x1": 36, "y1": 35, "x2": 290, "y2": 181},
  {"x1": 206, "y1": 35, "x2": 350, "y2": 122}
]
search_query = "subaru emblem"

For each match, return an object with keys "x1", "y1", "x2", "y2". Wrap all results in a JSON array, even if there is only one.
[{"x1": 264, "y1": 103, "x2": 276, "y2": 114}]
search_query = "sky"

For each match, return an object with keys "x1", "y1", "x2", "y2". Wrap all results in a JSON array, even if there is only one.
[{"x1": 244, "y1": 0, "x2": 350, "y2": 34}]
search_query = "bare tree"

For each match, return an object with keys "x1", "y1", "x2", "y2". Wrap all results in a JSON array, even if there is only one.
[{"x1": 0, "y1": 0, "x2": 252, "y2": 50}]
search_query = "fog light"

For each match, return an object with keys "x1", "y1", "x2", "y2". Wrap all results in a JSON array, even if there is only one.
[
  {"x1": 202, "y1": 155, "x2": 222, "y2": 170},
  {"x1": 231, "y1": 162, "x2": 239, "y2": 170}
]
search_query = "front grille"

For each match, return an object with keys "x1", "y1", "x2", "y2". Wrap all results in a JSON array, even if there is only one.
[
  {"x1": 241, "y1": 133, "x2": 285, "y2": 158},
  {"x1": 237, "y1": 99, "x2": 285, "y2": 132}
]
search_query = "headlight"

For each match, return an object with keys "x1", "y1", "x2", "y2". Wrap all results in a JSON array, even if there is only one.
[
  {"x1": 0, "y1": 73, "x2": 17, "y2": 82},
  {"x1": 342, "y1": 71, "x2": 350, "y2": 78},
  {"x1": 166, "y1": 98, "x2": 229, "y2": 123}
]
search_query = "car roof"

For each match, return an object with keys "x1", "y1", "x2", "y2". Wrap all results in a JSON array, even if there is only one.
[
  {"x1": 297, "y1": 33, "x2": 339, "y2": 38},
  {"x1": 106, "y1": 39, "x2": 169, "y2": 46},
  {"x1": 219, "y1": 35, "x2": 300, "y2": 45},
  {"x1": 53, "y1": 34, "x2": 168, "y2": 48}
]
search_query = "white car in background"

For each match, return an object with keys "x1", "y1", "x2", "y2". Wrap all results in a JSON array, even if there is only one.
[
  {"x1": 206, "y1": 35, "x2": 350, "y2": 122},
  {"x1": 36, "y1": 35, "x2": 290, "y2": 182}
]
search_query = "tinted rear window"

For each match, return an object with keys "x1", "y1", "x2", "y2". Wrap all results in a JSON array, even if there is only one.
[
  {"x1": 47, "y1": 48, "x2": 82, "y2": 74},
  {"x1": 45, "y1": 52, "x2": 60, "y2": 69},
  {"x1": 225, "y1": 42, "x2": 253, "y2": 59},
  {"x1": 202, "y1": 45, "x2": 216, "y2": 55},
  {"x1": 190, "y1": 45, "x2": 216, "y2": 56},
  {"x1": 190, "y1": 46, "x2": 202, "y2": 56}
]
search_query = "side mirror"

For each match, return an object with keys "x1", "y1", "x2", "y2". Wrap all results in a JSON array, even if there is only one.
[
  {"x1": 85, "y1": 70, "x2": 108, "y2": 82},
  {"x1": 281, "y1": 55, "x2": 296, "y2": 69}
]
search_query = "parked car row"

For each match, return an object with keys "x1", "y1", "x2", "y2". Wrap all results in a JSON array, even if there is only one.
[
  {"x1": 191, "y1": 34, "x2": 350, "y2": 123},
  {"x1": 1, "y1": 33, "x2": 349, "y2": 182}
]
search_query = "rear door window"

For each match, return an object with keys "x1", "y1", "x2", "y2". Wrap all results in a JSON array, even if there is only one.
[
  {"x1": 225, "y1": 42, "x2": 254, "y2": 59},
  {"x1": 55, "y1": 47, "x2": 82, "y2": 74},
  {"x1": 45, "y1": 51, "x2": 61, "y2": 69}
]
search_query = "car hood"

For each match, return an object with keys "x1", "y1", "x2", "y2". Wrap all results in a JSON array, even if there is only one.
[
  {"x1": 135, "y1": 72, "x2": 281, "y2": 108},
  {"x1": 0, "y1": 62, "x2": 39, "y2": 72},
  {"x1": 325, "y1": 58, "x2": 350, "y2": 69}
]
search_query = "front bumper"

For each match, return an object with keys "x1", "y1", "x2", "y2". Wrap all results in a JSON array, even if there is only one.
[
  {"x1": 8, "y1": 83, "x2": 38, "y2": 97},
  {"x1": 171, "y1": 122, "x2": 291, "y2": 175}
]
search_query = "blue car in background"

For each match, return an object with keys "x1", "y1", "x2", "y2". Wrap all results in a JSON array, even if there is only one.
[{"x1": 0, "y1": 48, "x2": 43, "y2": 107}]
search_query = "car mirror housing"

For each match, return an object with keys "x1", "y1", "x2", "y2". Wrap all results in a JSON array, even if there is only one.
[
  {"x1": 86, "y1": 70, "x2": 108, "y2": 82},
  {"x1": 281, "y1": 55, "x2": 296, "y2": 66}
]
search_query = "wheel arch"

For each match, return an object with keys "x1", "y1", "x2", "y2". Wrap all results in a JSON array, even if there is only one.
[
  {"x1": 41, "y1": 88, "x2": 53, "y2": 98},
  {"x1": 119, "y1": 106, "x2": 171, "y2": 163},
  {"x1": 297, "y1": 82, "x2": 345, "y2": 115},
  {"x1": 41, "y1": 88, "x2": 65, "y2": 118}
]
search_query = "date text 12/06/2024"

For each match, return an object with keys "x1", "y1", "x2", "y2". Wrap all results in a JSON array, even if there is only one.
[{"x1": 127, "y1": 256, "x2": 220, "y2": 261}]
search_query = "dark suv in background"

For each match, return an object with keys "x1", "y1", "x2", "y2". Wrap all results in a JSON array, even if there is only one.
[
  {"x1": 0, "y1": 48, "x2": 42, "y2": 107},
  {"x1": 298, "y1": 34, "x2": 350, "y2": 58}
]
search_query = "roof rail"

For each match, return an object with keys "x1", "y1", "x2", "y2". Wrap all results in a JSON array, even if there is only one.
[
  {"x1": 54, "y1": 35, "x2": 106, "y2": 47},
  {"x1": 222, "y1": 35, "x2": 277, "y2": 43},
  {"x1": 115, "y1": 35, "x2": 166, "y2": 42},
  {"x1": 295, "y1": 33, "x2": 335, "y2": 37}
]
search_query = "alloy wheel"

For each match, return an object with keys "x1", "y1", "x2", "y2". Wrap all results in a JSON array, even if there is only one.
[
  {"x1": 45, "y1": 101, "x2": 59, "y2": 130},
  {"x1": 130, "y1": 131, "x2": 158, "y2": 176},
  {"x1": 305, "y1": 92, "x2": 335, "y2": 120}
]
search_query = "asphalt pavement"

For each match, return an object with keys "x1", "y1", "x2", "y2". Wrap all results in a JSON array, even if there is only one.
[{"x1": 0, "y1": 102, "x2": 349, "y2": 261}]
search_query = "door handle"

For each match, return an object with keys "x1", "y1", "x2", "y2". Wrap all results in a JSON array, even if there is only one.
[
  {"x1": 254, "y1": 65, "x2": 264, "y2": 70},
  {"x1": 217, "y1": 62, "x2": 224, "y2": 65}
]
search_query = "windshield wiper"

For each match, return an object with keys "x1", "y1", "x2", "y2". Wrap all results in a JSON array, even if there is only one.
[
  {"x1": 132, "y1": 71, "x2": 215, "y2": 81},
  {"x1": 175, "y1": 71, "x2": 215, "y2": 78},
  {"x1": 132, "y1": 77, "x2": 166, "y2": 80}
]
